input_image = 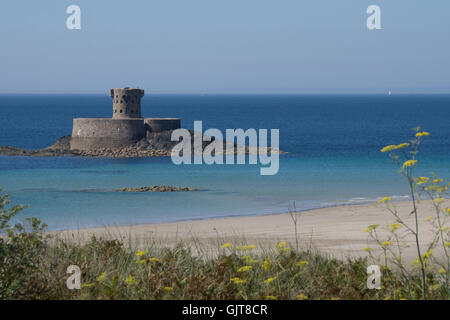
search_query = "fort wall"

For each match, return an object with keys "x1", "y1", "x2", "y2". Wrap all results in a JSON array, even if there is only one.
[
  {"x1": 70, "y1": 118, "x2": 145, "y2": 150},
  {"x1": 144, "y1": 118, "x2": 181, "y2": 136}
]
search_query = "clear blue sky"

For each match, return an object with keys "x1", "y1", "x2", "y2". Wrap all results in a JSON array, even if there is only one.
[{"x1": 1, "y1": 0, "x2": 450, "y2": 94}]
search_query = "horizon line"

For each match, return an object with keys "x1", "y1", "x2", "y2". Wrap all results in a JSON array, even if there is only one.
[{"x1": 1, "y1": 92, "x2": 450, "y2": 96}]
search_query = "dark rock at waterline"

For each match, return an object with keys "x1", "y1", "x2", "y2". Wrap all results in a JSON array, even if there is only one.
[
  {"x1": 0, "y1": 136, "x2": 81, "y2": 157},
  {"x1": 113, "y1": 186, "x2": 197, "y2": 192},
  {"x1": 44, "y1": 135, "x2": 72, "y2": 151},
  {"x1": 0, "y1": 130, "x2": 285, "y2": 158}
]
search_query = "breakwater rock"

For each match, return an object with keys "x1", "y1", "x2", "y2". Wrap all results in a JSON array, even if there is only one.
[{"x1": 113, "y1": 186, "x2": 197, "y2": 192}]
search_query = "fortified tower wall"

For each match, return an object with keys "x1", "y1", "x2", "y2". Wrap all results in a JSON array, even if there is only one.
[
  {"x1": 70, "y1": 118, "x2": 146, "y2": 150},
  {"x1": 110, "y1": 88, "x2": 144, "y2": 119}
]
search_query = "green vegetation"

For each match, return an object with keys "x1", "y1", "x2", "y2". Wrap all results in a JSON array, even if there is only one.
[{"x1": 367, "y1": 128, "x2": 449, "y2": 299}]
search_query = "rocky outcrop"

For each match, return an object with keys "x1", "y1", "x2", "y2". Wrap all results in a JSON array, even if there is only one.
[
  {"x1": 113, "y1": 186, "x2": 197, "y2": 192},
  {"x1": 0, "y1": 130, "x2": 285, "y2": 158},
  {"x1": 77, "y1": 146, "x2": 170, "y2": 158},
  {"x1": 45, "y1": 135, "x2": 72, "y2": 150},
  {"x1": 0, "y1": 136, "x2": 80, "y2": 157}
]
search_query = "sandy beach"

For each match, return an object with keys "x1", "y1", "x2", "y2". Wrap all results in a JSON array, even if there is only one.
[{"x1": 53, "y1": 199, "x2": 449, "y2": 264}]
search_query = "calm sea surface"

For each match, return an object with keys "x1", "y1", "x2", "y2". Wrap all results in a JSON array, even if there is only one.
[{"x1": 0, "y1": 94, "x2": 449, "y2": 230}]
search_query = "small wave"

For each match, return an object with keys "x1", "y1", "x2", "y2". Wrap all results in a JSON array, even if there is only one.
[
  {"x1": 21, "y1": 188, "x2": 110, "y2": 193},
  {"x1": 319, "y1": 194, "x2": 411, "y2": 208},
  {"x1": 391, "y1": 195, "x2": 410, "y2": 200},
  {"x1": 78, "y1": 170, "x2": 128, "y2": 174}
]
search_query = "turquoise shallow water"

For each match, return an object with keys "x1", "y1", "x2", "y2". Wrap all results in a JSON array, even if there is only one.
[{"x1": 0, "y1": 95, "x2": 449, "y2": 230}]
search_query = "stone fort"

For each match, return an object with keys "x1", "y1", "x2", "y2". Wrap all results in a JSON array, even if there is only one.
[{"x1": 70, "y1": 88, "x2": 180, "y2": 150}]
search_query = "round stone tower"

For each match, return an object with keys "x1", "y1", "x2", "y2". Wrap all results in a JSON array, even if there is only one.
[
  {"x1": 70, "y1": 87, "x2": 181, "y2": 151},
  {"x1": 110, "y1": 88, "x2": 144, "y2": 119}
]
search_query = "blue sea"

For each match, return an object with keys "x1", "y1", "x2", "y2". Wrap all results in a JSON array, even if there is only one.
[{"x1": 0, "y1": 94, "x2": 449, "y2": 230}]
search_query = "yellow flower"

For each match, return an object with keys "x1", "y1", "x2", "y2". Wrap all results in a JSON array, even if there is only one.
[
  {"x1": 236, "y1": 245, "x2": 257, "y2": 251},
  {"x1": 242, "y1": 255, "x2": 258, "y2": 263},
  {"x1": 149, "y1": 257, "x2": 160, "y2": 263},
  {"x1": 265, "y1": 295, "x2": 277, "y2": 300},
  {"x1": 231, "y1": 277, "x2": 246, "y2": 284},
  {"x1": 264, "y1": 277, "x2": 276, "y2": 284},
  {"x1": 262, "y1": 259, "x2": 271, "y2": 270},
  {"x1": 433, "y1": 198, "x2": 445, "y2": 204},
  {"x1": 438, "y1": 268, "x2": 446, "y2": 274},
  {"x1": 237, "y1": 266, "x2": 253, "y2": 272},
  {"x1": 221, "y1": 242, "x2": 232, "y2": 249},
  {"x1": 423, "y1": 250, "x2": 433, "y2": 259},
  {"x1": 82, "y1": 283, "x2": 95, "y2": 288},
  {"x1": 330, "y1": 297, "x2": 340, "y2": 300},
  {"x1": 136, "y1": 259, "x2": 147, "y2": 264},
  {"x1": 364, "y1": 224, "x2": 379, "y2": 233},
  {"x1": 381, "y1": 241, "x2": 393, "y2": 247},
  {"x1": 381, "y1": 145, "x2": 397, "y2": 153},
  {"x1": 163, "y1": 286, "x2": 173, "y2": 291},
  {"x1": 125, "y1": 275, "x2": 135, "y2": 285},
  {"x1": 445, "y1": 208, "x2": 450, "y2": 214},
  {"x1": 395, "y1": 143, "x2": 410, "y2": 149},
  {"x1": 297, "y1": 294, "x2": 308, "y2": 300},
  {"x1": 296, "y1": 260, "x2": 309, "y2": 267},
  {"x1": 96, "y1": 271, "x2": 107, "y2": 282},
  {"x1": 136, "y1": 250, "x2": 147, "y2": 257},
  {"x1": 416, "y1": 131, "x2": 430, "y2": 137},
  {"x1": 415, "y1": 177, "x2": 430, "y2": 185},
  {"x1": 424, "y1": 216, "x2": 433, "y2": 222},
  {"x1": 445, "y1": 242, "x2": 450, "y2": 247},
  {"x1": 390, "y1": 223, "x2": 402, "y2": 231},
  {"x1": 277, "y1": 241, "x2": 288, "y2": 248},
  {"x1": 378, "y1": 197, "x2": 392, "y2": 204},
  {"x1": 425, "y1": 185, "x2": 441, "y2": 192},
  {"x1": 362, "y1": 247, "x2": 372, "y2": 252},
  {"x1": 432, "y1": 178, "x2": 443, "y2": 184},
  {"x1": 278, "y1": 247, "x2": 291, "y2": 253},
  {"x1": 431, "y1": 284, "x2": 440, "y2": 290},
  {"x1": 402, "y1": 160, "x2": 417, "y2": 168}
]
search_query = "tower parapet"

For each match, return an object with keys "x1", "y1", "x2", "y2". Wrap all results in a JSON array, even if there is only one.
[{"x1": 110, "y1": 88, "x2": 144, "y2": 119}]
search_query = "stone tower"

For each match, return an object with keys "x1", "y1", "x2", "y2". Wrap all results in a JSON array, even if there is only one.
[
  {"x1": 110, "y1": 88, "x2": 144, "y2": 119},
  {"x1": 70, "y1": 88, "x2": 181, "y2": 151}
]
